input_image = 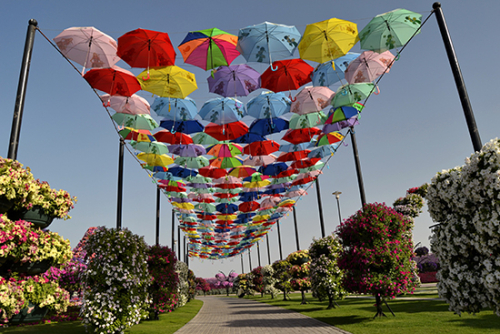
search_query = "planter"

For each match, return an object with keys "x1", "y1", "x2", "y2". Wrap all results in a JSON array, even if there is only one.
[
  {"x1": 0, "y1": 196, "x2": 14, "y2": 214},
  {"x1": 418, "y1": 271, "x2": 439, "y2": 283},
  {"x1": 0, "y1": 259, "x2": 52, "y2": 276},
  {"x1": 8, "y1": 206, "x2": 55, "y2": 229},
  {"x1": 9, "y1": 302, "x2": 48, "y2": 324}
]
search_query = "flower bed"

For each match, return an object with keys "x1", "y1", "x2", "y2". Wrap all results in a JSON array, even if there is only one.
[{"x1": 418, "y1": 271, "x2": 438, "y2": 283}]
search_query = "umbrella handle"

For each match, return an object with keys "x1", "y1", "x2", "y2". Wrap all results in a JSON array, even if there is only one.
[
  {"x1": 142, "y1": 72, "x2": 150, "y2": 81},
  {"x1": 270, "y1": 63, "x2": 279, "y2": 71},
  {"x1": 373, "y1": 85, "x2": 380, "y2": 95},
  {"x1": 289, "y1": 94, "x2": 297, "y2": 102}
]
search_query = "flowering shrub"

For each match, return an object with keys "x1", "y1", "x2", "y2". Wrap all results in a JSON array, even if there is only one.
[
  {"x1": 147, "y1": 245, "x2": 178, "y2": 316},
  {"x1": 336, "y1": 202, "x2": 417, "y2": 316},
  {"x1": 195, "y1": 277, "x2": 210, "y2": 295},
  {"x1": 0, "y1": 158, "x2": 37, "y2": 211},
  {"x1": 235, "y1": 273, "x2": 254, "y2": 298},
  {"x1": 0, "y1": 276, "x2": 25, "y2": 323},
  {"x1": 427, "y1": 138, "x2": 500, "y2": 316},
  {"x1": 175, "y1": 261, "x2": 189, "y2": 307},
  {"x1": 271, "y1": 259, "x2": 292, "y2": 300},
  {"x1": 187, "y1": 269, "x2": 196, "y2": 301},
  {"x1": 251, "y1": 267, "x2": 265, "y2": 296},
  {"x1": 30, "y1": 180, "x2": 77, "y2": 220},
  {"x1": 261, "y1": 265, "x2": 279, "y2": 298},
  {"x1": 286, "y1": 249, "x2": 310, "y2": 265},
  {"x1": 215, "y1": 271, "x2": 236, "y2": 296},
  {"x1": 393, "y1": 193, "x2": 424, "y2": 218},
  {"x1": 81, "y1": 227, "x2": 151, "y2": 333},
  {"x1": 309, "y1": 235, "x2": 346, "y2": 309}
]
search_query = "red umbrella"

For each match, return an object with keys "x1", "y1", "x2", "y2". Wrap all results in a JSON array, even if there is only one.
[
  {"x1": 276, "y1": 150, "x2": 311, "y2": 162},
  {"x1": 243, "y1": 140, "x2": 280, "y2": 156},
  {"x1": 197, "y1": 213, "x2": 217, "y2": 220},
  {"x1": 117, "y1": 28, "x2": 176, "y2": 79},
  {"x1": 198, "y1": 166, "x2": 228, "y2": 178},
  {"x1": 239, "y1": 201, "x2": 260, "y2": 212},
  {"x1": 260, "y1": 59, "x2": 313, "y2": 97},
  {"x1": 153, "y1": 129, "x2": 193, "y2": 144},
  {"x1": 273, "y1": 168, "x2": 299, "y2": 178},
  {"x1": 213, "y1": 176, "x2": 242, "y2": 189},
  {"x1": 281, "y1": 128, "x2": 322, "y2": 144},
  {"x1": 204, "y1": 121, "x2": 248, "y2": 141},
  {"x1": 291, "y1": 175, "x2": 316, "y2": 186},
  {"x1": 290, "y1": 158, "x2": 321, "y2": 169},
  {"x1": 213, "y1": 193, "x2": 239, "y2": 198},
  {"x1": 83, "y1": 66, "x2": 141, "y2": 96}
]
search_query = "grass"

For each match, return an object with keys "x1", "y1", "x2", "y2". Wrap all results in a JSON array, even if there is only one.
[
  {"x1": 0, "y1": 299, "x2": 203, "y2": 334},
  {"x1": 243, "y1": 292, "x2": 500, "y2": 334}
]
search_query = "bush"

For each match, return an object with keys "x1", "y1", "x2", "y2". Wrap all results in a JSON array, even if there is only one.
[{"x1": 147, "y1": 245, "x2": 178, "y2": 316}]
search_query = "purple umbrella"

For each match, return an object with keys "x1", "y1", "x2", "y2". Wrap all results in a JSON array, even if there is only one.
[
  {"x1": 207, "y1": 64, "x2": 261, "y2": 97},
  {"x1": 168, "y1": 144, "x2": 206, "y2": 157},
  {"x1": 322, "y1": 117, "x2": 359, "y2": 133}
]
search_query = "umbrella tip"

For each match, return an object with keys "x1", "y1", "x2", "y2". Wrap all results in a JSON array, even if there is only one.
[
  {"x1": 432, "y1": 2, "x2": 441, "y2": 9},
  {"x1": 29, "y1": 19, "x2": 38, "y2": 26}
]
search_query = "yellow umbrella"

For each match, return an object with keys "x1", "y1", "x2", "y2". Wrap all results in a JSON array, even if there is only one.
[
  {"x1": 137, "y1": 66, "x2": 197, "y2": 98},
  {"x1": 137, "y1": 152, "x2": 174, "y2": 167},
  {"x1": 252, "y1": 214, "x2": 270, "y2": 222},
  {"x1": 172, "y1": 202, "x2": 195, "y2": 210},
  {"x1": 243, "y1": 180, "x2": 271, "y2": 188},
  {"x1": 298, "y1": 18, "x2": 359, "y2": 63},
  {"x1": 278, "y1": 199, "x2": 296, "y2": 207},
  {"x1": 216, "y1": 214, "x2": 237, "y2": 221}
]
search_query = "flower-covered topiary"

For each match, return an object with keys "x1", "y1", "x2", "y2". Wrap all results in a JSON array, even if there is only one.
[
  {"x1": 175, "y1": 261, "x2": 189, "y2": 307},
  {"x1": 235, "y1": 273, "x2": 254, "y2": 298},
  {"x1": 81, "y1": 227, "x2": 151, "y2": 333},
  {"x1": 271, "y1": 259, "x2": 292, "y2": 300},
  {"x1": 336, "y1": 202, "x2": 417, "y2": 317},
  {"x1": 286, "y1": 249, "x2": 310, "y2": 265},
  {"x1": 287, "y1": 250, "x2": 311, "y2": 304},
  {"x1": 147, "y1": 245, "x2": 178, "y2": 318},
  {"x1": 0, "y1": 158, "x2": 37, "y2": 211},
  {"x1": 261, "y1": 265, "x2": 279, "y2": 298},
  {"x1": 251, "y1": 266, "x2": 265, "y2": 297},
  {"x1": 30, "y1": 180, "x2": 77, "y2": 220}
]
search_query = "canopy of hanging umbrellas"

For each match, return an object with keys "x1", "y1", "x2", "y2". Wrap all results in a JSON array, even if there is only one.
[{"x1": 53, "y1": 9, "x2": 423, "y2": 260}]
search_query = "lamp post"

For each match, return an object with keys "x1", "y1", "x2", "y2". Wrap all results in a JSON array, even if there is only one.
[{"x1": 332, "y1": 191, "x2": 342, "y2": 225}]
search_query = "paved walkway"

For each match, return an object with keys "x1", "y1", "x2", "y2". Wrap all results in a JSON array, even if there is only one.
[{"x1": 174, "y1": 296, "x2": 350, "y2": 334}]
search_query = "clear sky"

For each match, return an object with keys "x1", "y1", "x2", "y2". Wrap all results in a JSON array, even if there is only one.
[{"x1": 1, "y1": 0, "x2": 498, "y2": 279}]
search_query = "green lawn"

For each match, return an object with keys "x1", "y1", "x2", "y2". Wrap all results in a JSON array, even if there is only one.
[
  {"x1": 244, "y1": 292, "x2": 500, "y2": 334},
  {"x1": 0, "y1": 300, "x2": 203, "y2": 334}
]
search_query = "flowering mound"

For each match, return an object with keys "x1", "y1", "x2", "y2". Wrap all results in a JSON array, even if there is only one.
[
  {"x1": 147, "y1": 245, "x2": 178, "y2": 316},
  {"x1": 427, "y1": 138, "x2": 500, "y2": 316}
]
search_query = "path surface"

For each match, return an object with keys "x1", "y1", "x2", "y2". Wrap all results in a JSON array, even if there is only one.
[{"x1": 174, "y1": 296, "x2": 350, "y2": 334}]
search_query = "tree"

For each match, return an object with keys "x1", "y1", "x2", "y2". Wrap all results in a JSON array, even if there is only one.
[
  {"x1": 271, "y1": 259, "x2": 292, "y2": 301},
  {"x1": 336, "y1": 202, "x2": 417, "y2": 317}
]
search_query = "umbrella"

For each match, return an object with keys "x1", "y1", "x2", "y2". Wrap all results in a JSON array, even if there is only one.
[
  {"x1": 243, "y1": 140, "x2": 280, "y2": 156},
  {"x1": 290, "y1": 158, "x2": 321, "y2": 169},
  {"x1": 279, "y1": 142, "x2": 312, "y2": 152},
  {"x1": 325, "y1": 102, "x2": 364, "y2": 125},
  {"x1": 344, "y1": 50, "x2": 395, "y2": 84},
  {"x1": 228, "y1": 166, "x2": 258, "y2": 178},
  {"x1": 154, "y1": 129, "x2": 193, "y2": 144},
  {"x1": 210, "y1": 157, "x2": 243, "y2": 169},
  {"x1": 260, "y1": 197, "x2": 280, "y2": 209},
  {"x1": 198, "y1": 97, "x2": 246, "y2": 125},
  {"x1": 159, "y1": 119, "x2": 204, "y2": 134},
  {"x1": 207, "y1": 143, "x2": 243, "y2": 157},
  {"x1": 359, "y1": 8, "x2": 422, "y2": 53},
  {"x1": 276, "y1": 150, "x2": 311, "y2": 162},
  {"x1": 290, "y1": 86, "x2": 335, "y2": 115},
  {"x1": 308, "y1": 144, "x2": 339, "y2": 158},
  {"x1": 137, "y1": 153, "x2": 174, "y2": 167},
  {"x1": 331, "y1": 83, "x2": 377, "y2": 108},
  {"x1": 117, "y1": 28, "x2": 176, "y2": 79},
  {"x1": 311, "y1": 52, "x2": 360, "y2": 87},
  {"x1": 284, "y1": 189, "x2": 308, "y2": 198},
  {"x1": 243, "y1": 179, "x2": 271, "y2": 188},
  {"x1": 137, "y1": 66, "x2": 197, "y2": 98},
  {"x1": 112, "y1": 113, "x2": 159, "y2": 130},
  {"x1": 207, "y1": 64, "x2": 260, "y2": 97},
  {"x1": 178, "y1": 28, "x2": 240, "y2": 70},
  {"x1": 239, "y1": 201, "x2": 260, "y2": 213},
  {"x1": 195, "y1": 203, "x2": 217, "y2": 213},
  {"x1": 297, "y1": 161, "x2": 325, "y2": 173},
  {"x1": 204, "y1": 121, "x2": 248, "y2": 141},
  {"x1": 246, "y1": 91, "x2": 291, "y2": 119},
  {"x1": 260, "y1": 59, "x2": 313, "y2": 96},
  {"x1": 242, "y1": 154, "x2": 277, "y2": 166},
  {"x1": 248, "y1": 118, "x2": 289, "y2": 136},
  {"x1": 84, "y1": 66, "x2": 141, "y2": 96},
  {"x1": 198, "y1": 166, "x2": 228, "y2": 178},
  {"x1": 189, "y1": 193, "x2": 215, "y2": 203},
  {"x1": 316, "y1": 132, "x2": 344, "y2": 146},
  {"x1": 174, "y1": 156, "x2": 210, "y2": 169},
  {"x1": 236, "y1": 22, "x2": 301, "y2": 67},
  {"x1": 168, "y1": 165, "x2": 198, "y2": 178},
  {"x1": 100, "y1": 94, "x2": 150, "y2": 114},
  {"x1": 53, "y1": 27, "x2": 120, "y2": 74},
  {"x1": 258, "y1": 163, "x2": 288, "y2": 176},
  {"x1": 281, "y1": 128, "x2": 322, "y2": 144},
  {"x1": 118, "y1": 127, "x2": 154, "y2": 141},
  {"x1": 288, "y1": 111, "x2": 327, "y2": 129},
  {"x1": 216, "y1": 203, "x2": 239, "y2": 214},
  {"x1": 192, "y1": 133, "x2": 221, "y2": 146},
  {"x1": 168, "y1": 144, "x2": 206, "y2": 157},
  {"x1": 131, "y1": 140, "x2": 169, "y2": 155},
  {"x1": 298, "y1": 18, "x2": 359, "y2": 63},
  {"x1": 151, "y1": 97, "x2": 197, "y2": 120},
  {"x1": 231, "y1": 133, "x2": 267, "y2": 144}
]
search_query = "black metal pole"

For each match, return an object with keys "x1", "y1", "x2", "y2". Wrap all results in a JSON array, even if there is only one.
[
  {"x1": 178, "y1": 225, "x2": 181, "y2": 258},
  {"x1": 155, "y1": 187, "x2": 160, "y2": 246},
  {"x1": 8, "y1": 19, "x2": 37, "y2": 160},
  {"x1": 315, "y1": 178, "x2": 326, "y2": 238},
  {"x1": 257, "y1": 243, "x2": 261, "y2": 267},
  {"x1": 248, "y1": 250, "x2": 253, "y2": 271},
  {"x1": 266, "y1": 234, "x2": 271, "y2": 265},
  {"x1": 432, "y1": 2, "x2": 482, "y2": 152},
  {"x1": 292, "y1": 206, "x2": 300, "y2": 250},
  {"x1": 171, "y1": 209, "x2": 175, "y2": 250},
  {"x1": 185, "y1": 237, "x2": 189, "y2": 267},
  {"x1": 116, "y1": 138, "x2": 124, "y2": 230},
  {"x1": 335, "y1": 194, "x2": 342, "y2": 224},
  {"x1": 241, "y1": 254, "x2": 244, "y2": 273},
  {"x1": 350, "y1": 127, "x2": 367, "y2": 206},
  {"x1": 277, "y1": 222, "x2": 283, "y2": 260},
  {"x1": 184, "y1": 235, "x2": 187, "y2": 264}
]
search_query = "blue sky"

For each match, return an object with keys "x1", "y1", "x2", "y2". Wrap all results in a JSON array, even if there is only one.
[{"x1": 1, "y1": 0, "x2": 498, "y2": 278}]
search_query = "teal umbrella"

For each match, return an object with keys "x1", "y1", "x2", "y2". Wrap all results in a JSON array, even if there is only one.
[
  {"x1": 191, "y1": 132, "x2": 221, "y2": 146},
  {"x1": 289, "y1": 111, "x2": 327, "y2": 129},
  {"x1": 130, "y1": 140, "x2": 169, "y2": 155},
  {"x1": 331, "y1": 83, "x2": 377, "y2": 108},
  {"x1": 195, "y1": 203, "x2": 217, "y2": 213},
  {"x1": 111, "y1": 113, "x2": 159, "y2": 130},
  {"x1": 174, "y1": 156, "x2": 210, "y2": 168},
  {"x1": 359, "y1": 8, "x2": 422, "y2": 53}
]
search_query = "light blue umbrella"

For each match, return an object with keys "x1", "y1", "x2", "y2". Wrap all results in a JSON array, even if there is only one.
[
  {"x1": 236, "y1": 22, "x2": 301, "y2": 68},
  {"x1": 246, "y1": 91, "x2": 291, "y2": 119},
  {"x1": 279, "y1": 142, "x2": 312, "y2": 153},
  {"x1": 331, "y1": 83, "x2": 377, "y2": 108},
  {"x1": 312, "y1": 52, "x2": 360, "y2": 87},
  {"x1": 307, "y1": 144, "x2": 340, "y2": 159},
  {"x1": 198, "y1": 97, "x2": 246, "y2": 124},
  {"x1": 150, "y1": 97, "x2": 198, "y2": 120}
]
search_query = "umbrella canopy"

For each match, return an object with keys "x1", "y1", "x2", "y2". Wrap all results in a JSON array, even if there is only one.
[
  {"x1": 84, "y1": 66, "x2": 141, "y2": 96},
  {"x1": 311, "y1": 52, "x2": 360, "y2": 87},
  {"x1": 151, "y1": 97, "x2": 197, "y2": 120},
  {"x1": 359, "y1": 8, "x2": 422, "y2": 53},
  {"x1": 168, "y1": 144, "x2": 206, "y2": 157},
  {"x1": 100, "y1": 94, "x2": 150, "y2": 114},
  {"x1": 289, "y1": 111, "x2": 327, "y2": 129},
  {"x1": 290, "y1": 86, "x2": 335, "y2": 115},
  {"x1": 242, "y1": 154, "x2": 277, "y2": 166},
  {"x1": 260, "y1": 59, "x2": 313, "y2": 95},
  {"x1": 210, "y1": 157, "x2": 243, "y2": 169},
  {"x1": 178, "y1": 28, "x2": 240, "y2": 70},
  {"x1": 154, "y1": 129, "x2": 193, "y2": 144},
  {"x1": 131, "y1": 140, "x2": 169, "y2": 155},
  {"x1": 344, "y1": 50, "x2": 395, "y2": 84},
  {"x1": 298, "y1": 18, "x2": 359, "y2": 63},
  {"x1": 119, "y1": 127, "x2": 154, "y2": 141},
  {"x1": 208, "y1": 64, "x2": 260, "y2": 97},
  {"x1": 204, "y1": 121, "x2": 249, "y2": 141},
  {"x1": 246, "y1": 91, "x2": 291, "y2": 119},
  {"x1": 290, "y1": 158, "x2": 321, "y2": 169},
  {"x1": 168, "y1": 165, "x2": 198, "y2": 178},
  {"x1": 281, "y1": 127, "x2": 322, "y2": 144},
  {"x1": 231, "y1": 133, "x2": 267, "y2": 144},
  {"x1": 239, "y1": 201, "x2": 260, "y2": 213},
  {"x1": 216, "y1": 203, "x2": 239, "y2": 214},
  {"x1": 258, "y1": 163, "x2": 289, "y2": 176},
  {"x1": 198, "y1": 166, "x2": 228, "y2": 178},
  {"x1": 199, "y1": 97, "x2": 246, "y2": 125},
  {"x1": 316, "y1": 132, "x2": 344, "y2": 146},
  {"x1": 276, "y1": 150, "x2": 311, "y2": 162},
  {"x1": 137, "y1": 66, "x2": 197, "y2": 98},
  {"x1": 279, "y1": 142, "x2": 312, "y2": 152},
  {"x1": 192, "y1": 133, "x2": 221, "y2": 146},
  {"x1": 159, "y1": 119, "x2": 204, "y2": 134},
  {"x1": 236, "y1": 22, "x2": 301, "y2": 66},
  {"x1": 175, "y1": 156, "x2": 210, "y2": 169},
  {"x1": 228, "y1": 166, "x2": 258, "y2": 178},
  {"x1": 53, "y1": 27, "x2": 120, "y2": 73},
  {"x1": 325, "y1": 102, "x2": 364, "y2": 125},
  {"x1": 308, "y1": 144, "x2": 339, "y2": 158},
  {"x1": 137, "y1": 153, "x2": 174, "y2": 167},
  {"x1": 112, "y1": 113, "x2": 159, "y2": 130},
  {"x1": 243, "y1": 140, "x2": 280, "y2": 156},
  {"x1": 248, "y1": 118, "x2": 289, "y2": 136},
  {"x1": 207, "y1": 143, "x2": 243, "y2": 158},
  {"x1": 331, "y1": 83, "x2": 377, "y2": 108}
]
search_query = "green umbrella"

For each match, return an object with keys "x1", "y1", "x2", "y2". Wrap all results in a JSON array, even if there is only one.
[
  {"x1": 186, "y1": 175, "x2": 213, "y2": 184},
  {"x1": 289, "y1": 111, "x2": 327, "y2": 129},
  {"x1": 298, "y1": 161, "x2": 325, "y2": 173},
  {"x1": 174, "y1": 156, "x2": 210, "y2": 168},
  {"x1": 131, "y1": 140, "x2": 169, "y2": 155},
  {"x1": 112, "y1": 113, "x2": 159, "y2": 130},
  {"x1": 191, "y1": 132, "x2": 221, "y2": 146},
  {"x1": 217, "y1": 188, "x2": 242, "y2": 194},
  {"x1": 331, "y1": 83, "x2": 377, "y2": 108},
  {"x1": 195, "y1": 203, "x2": 217, "y2": 213},
  {"x1": 190, "y1": 187, "x2": 215, "y2": 194},
  {"x1": 215, "y1": 197, "x2": 238, "y2": 204},
  {"x1": 210, "y1": 157, "x2": 243, "y2": 169},
  {"x1": 359, "y1": 8, "x2": 422, "y2": 53}
]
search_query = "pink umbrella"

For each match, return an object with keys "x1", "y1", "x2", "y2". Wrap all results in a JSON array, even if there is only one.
[
  {"x1": 290, "y1": 86, "x2": 335, "y2": 115},
  {"x1": 260, "y1": 196, "x2": 281, "y2": 209},
  {"x1": 53, "y1": 27, "x2": 120, "y2": 75},
  {"x1": 344, "y1": 50, "x2": 395, "y2": 84},
  {"x1": 284, "y1": 189, "x2": 308, "y2": 198},
  {"x1": 242, "y1": 154, "x2": 277, "y2": 166},
  {"x1": 100, "y1": 94, "x2": 150, "y2": 114}
]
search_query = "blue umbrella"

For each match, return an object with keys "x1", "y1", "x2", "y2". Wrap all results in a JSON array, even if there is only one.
[
  {"x1": 159, "y1": 119, "x2": 204, "y2": 134},
  {"x1": 248, "y1": 117, "x2": 288, "y2": 136},
  {"x1": 198, "y1": 97, "x2": 246, "y2": 125},
  {"x1": 151, "y1": 97, "x2": 198, "y2": 120},
  {"x1": 312, "y1": 52, "x2": 360, "y2": 87},
  {"x1": 239, "y1": 192, "x2": 261, "y2": 202},
  {"x1": 231, "y1": 133, "x2": 267, "y2": 144},
  {"x1": 308, "y1": 143, "x2": 340, "y2": 159},
  {"x1": 153, "y1": 171, "x2": 183, "y2": 181},
  {"x1": 168, "y1": 165, "x2": 198, "y2": 178},
  {"x1": 236, "y1": 22, "x2": 301, "y2": 68},
  {"x1": 279, "y1": 142, "x2": 312, "y2": 152},
  {"x1": 258, "y1": 162, "x2": 288, "y2": 176},
  {"x1": 264, "y1": 187, "x2": 287, "y2": 195},
  {"x1": 246, "y1": 91, "x2": 291, "y2": 119},
  {"x1": 216, "y1": 203, "x2": 238, "y2": 214}
]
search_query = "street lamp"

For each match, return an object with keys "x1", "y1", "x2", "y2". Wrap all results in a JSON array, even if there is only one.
[{"x1": 332, "y1": 191, "x2": 342, "y2": 225}]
